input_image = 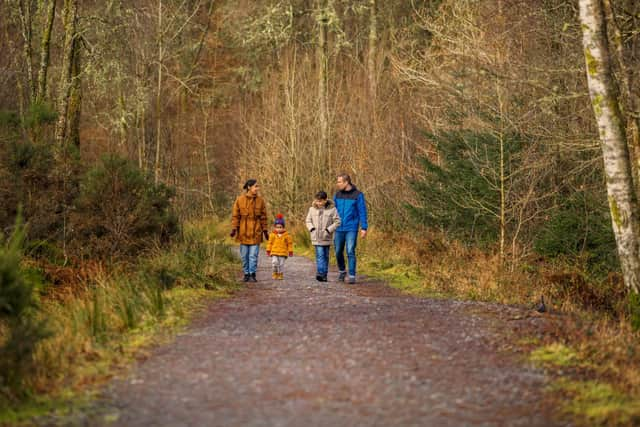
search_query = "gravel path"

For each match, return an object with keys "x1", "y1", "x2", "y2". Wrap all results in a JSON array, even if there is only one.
[{"x1": 87, "y1": 250, "x2": 564, "y2": 426}]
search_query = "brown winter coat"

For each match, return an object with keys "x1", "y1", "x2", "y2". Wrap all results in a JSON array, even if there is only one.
[
  {"x1": 231, "y1": 193, "x2": 268, "y2": 245},
  {"x1": 305, "y1": 199, "x2": 341, "y2": 246}
]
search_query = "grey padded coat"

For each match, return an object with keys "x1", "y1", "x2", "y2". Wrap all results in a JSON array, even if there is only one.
[{"x1": 305, "y1": 200, "x2": 341, "y2": 246}]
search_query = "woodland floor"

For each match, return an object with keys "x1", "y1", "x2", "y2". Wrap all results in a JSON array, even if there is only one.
[{"x1": 44, "y1": 250, "x2": 568, "y2": 426}]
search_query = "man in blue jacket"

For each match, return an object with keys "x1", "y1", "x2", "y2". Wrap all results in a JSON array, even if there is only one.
[{"x1": 333, "y1": 173, "x2": 368, "y2": 284}]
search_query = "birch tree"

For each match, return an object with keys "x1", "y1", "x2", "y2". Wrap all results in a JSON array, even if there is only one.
[{"x1": 579, "y1": 0, "x2": 640, "y2": 293}]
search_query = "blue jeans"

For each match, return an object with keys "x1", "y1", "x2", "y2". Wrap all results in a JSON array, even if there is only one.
[
  {"x1": 314, "y1": 245, "x2": 330, "y2": 276},
  {"x1": 239, "y1": 244, "x2": 260, "y2": 274},
  {"x1": 334, "y1": 231, "x2": 358, "y2": 277}
]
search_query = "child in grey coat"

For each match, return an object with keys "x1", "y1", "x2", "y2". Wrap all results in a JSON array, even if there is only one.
[{"x1": 305, "y1": 191, "x2": 341, "y2": 282}]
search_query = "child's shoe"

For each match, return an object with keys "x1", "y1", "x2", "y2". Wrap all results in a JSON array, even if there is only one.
[
  {"x1": 272, "y1": 272, "x2": 278, "y2": 280},
  {"x1": 278, "y1": 272, "x2": 284, "y2": 280}
]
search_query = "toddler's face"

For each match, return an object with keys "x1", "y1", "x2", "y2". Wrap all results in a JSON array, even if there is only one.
[
  {"x1": 274, "y1": 224, "x2": 284, "y2": 231},
  {"x1": 315, "y1": 198, "x2": 327, "y2": 206}
]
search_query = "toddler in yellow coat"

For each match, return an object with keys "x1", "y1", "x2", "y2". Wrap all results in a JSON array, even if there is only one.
[{"x1": 266, "y1": 214, "x2": 293, "y2": 280}]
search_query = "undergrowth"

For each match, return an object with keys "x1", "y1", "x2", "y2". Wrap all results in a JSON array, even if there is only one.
[{"x1": 0, "y1": 219, "x2": 237, "y2": 425}]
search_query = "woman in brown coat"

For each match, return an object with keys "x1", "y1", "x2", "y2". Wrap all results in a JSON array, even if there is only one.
[{"x1": 230, "y1": 179, "x2": 269, "y2": 282}]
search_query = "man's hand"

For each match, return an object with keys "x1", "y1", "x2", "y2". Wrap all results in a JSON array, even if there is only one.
[
  {"x1": 230, "y1": 229, "x2": 237, "y2": 238},
  {"x1": 263, "y1": 230, "x2": 270, "y2": 240},
  {"x1": 360, "y1": 229, "x2": 367, "y2": 239}
]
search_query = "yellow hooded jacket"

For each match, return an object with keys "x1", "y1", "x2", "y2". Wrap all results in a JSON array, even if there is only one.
[{"x1": 266, "y1": 230, "x2": 293, "y2": 257}]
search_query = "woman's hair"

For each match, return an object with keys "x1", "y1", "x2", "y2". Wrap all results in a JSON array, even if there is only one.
[
  {"x1": 337, "y1": 173, "x2": 352, "y2": 184},
  {"x1": 315, "y1": 190, "x2": 328, "y2": 200},
  {"x1": 243, "y1": 179, "x2": 257, "y2": 190}
]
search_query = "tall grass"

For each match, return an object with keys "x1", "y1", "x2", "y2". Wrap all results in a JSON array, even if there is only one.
[{"x1": 0, "y1": 219, "x2": 238, "y2": 423}]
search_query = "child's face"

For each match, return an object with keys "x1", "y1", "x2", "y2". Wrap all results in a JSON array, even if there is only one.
[
  {"x1": 274, "y1": 224, "x2": 284, "y2": 231},
  {"x1": 315, "y1": 198, "x2": 327, "y2": 206}
]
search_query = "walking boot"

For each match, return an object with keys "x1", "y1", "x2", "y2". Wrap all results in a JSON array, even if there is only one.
[
  {"x1": 243, "y1": 274, "x2": 250, "y2": 282},
  {"x1": 249, "y1": 273, "x2": 257, "y2": 282},
  {"x1": 338, "y1": 271, "x2": 346, "y2": 282},
  {"x1": 316, "y1": 274, "x2": 323, "y2": 282}
]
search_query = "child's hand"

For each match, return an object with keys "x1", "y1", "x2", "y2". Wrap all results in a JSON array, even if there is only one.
[
  {"x1": 266, "y1": 251, "x2": 271, "y2": 256},
  {"x1": 288, "y1": 252, "x2": 293, "y2": 257}
]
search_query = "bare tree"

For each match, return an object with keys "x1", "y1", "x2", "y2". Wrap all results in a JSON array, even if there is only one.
[
  {"x1": 316, "y1": 0, "x2": 330, "y2": 176},
  {"x1": 367, "y1": 0, "x2": 377, "y2": 101},
  {"x1": 54, "y1": 0, "x2": 78, "y2": 147},
  {"x1": 36, "y1": 0, "x2": 56, "y2": 103}
]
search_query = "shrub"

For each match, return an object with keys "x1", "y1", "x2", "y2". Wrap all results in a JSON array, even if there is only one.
[
  {"x1": 0, "y1": 136, "x2": 76, "y2": 245},
  {"x1": 71, "y1": 155, "x2": 179, "y2": 259},
  {"x1": 407, "y1": 130, "x2": 524, "y2": 246},
  {"x1": 0, "y1": 217, "x2": 49, "y2": 399},
  {"x1": 534, "y1": 191, "x2": 618, "y2": 275}
]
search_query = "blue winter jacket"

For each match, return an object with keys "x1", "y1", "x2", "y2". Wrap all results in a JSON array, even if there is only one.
[{"x1": 333, "y1": 186, "x2": 368, "y2": 232}]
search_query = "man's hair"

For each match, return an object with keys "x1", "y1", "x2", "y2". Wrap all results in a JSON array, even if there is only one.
[
  {"x1": 315, "y1": 190, "x2": 328, "y2": 200},
  {"x1": 337, "y1": 173, "x2": 352, "y2": 184}
]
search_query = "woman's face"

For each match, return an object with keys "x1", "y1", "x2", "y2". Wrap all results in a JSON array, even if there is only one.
[{"x1": 248, "y1": 183, "x2": 260, "y2": 195}]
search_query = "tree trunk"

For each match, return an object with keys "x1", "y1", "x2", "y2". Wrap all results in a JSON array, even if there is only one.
[
  {"x1": 17, "y1": 0, "x2": 35, "y2": 101},
  {"x1": 154, "y1": 0, "x2": 163, "y2": 184},
  {"x1": 36, "y1": 0, "x2": 56, "y2": 103},
  {"x1": 579, "y1": 0, "x2": 640, "y2": 293},
  {"x1": 55, "y1": 0, "x2": 78, "y2": 148},
  {"x1": 67, "y1": 36, "x2": 82, "y2": 148},
  {"x1": 367, "y1": 0, "x2": 377, "y2": 101},
  {"x1": 316, "y1": 0, "x2": 329, "y2": 174},
  {"x1": 602, "y1": 0, "x2": 640, "y2": 188}
]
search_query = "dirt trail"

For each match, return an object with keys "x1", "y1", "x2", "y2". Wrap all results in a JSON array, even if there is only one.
[{"x1": 83, "y1": 251, "x2": 564, "y2": 427}]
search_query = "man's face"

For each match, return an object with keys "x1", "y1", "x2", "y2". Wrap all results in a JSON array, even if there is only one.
[
  {"x1": 336, "y1": 177, "x2": 348, "y2": 191},
  {"x1": 249, "y1": 183, "x2": 260, "y2": 195}
]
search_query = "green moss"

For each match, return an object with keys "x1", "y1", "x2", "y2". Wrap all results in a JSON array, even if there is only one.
[
  {"x1": 585, "y1": 48, "x2": 598, "y2": 77},
  {"x1": 0, "y1": 391, "x2": 92, "y2": 425},
  {"x1": 551, "y1": 379, "x2": 640, "y2": 426},
  {"x1": 608, "y1": 196, "x2": 623, "y2": 229},
  {"x1": 593, "y1": 93, "x2": 603, "y2": 117},
  {"x1": 530, "y1": 343, "x2": 578, "y2": 367}
]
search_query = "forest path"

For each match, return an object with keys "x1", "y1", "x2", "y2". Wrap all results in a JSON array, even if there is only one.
[{"x1": 86, "y1": 250, "x2": 563, "y2": 427}]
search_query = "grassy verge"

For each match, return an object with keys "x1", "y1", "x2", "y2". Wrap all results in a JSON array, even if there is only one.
[
  {"x1": 353, "y1": 227, "x2": 640, "y2": 426},
  {"x1": 0, "y1": 219, "x2": 238, "y2": 425}
]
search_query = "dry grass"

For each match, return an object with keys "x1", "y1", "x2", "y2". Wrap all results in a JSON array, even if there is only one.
[{"x1": 0, "y1": 220, "x2": 238, "y2": 424}]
